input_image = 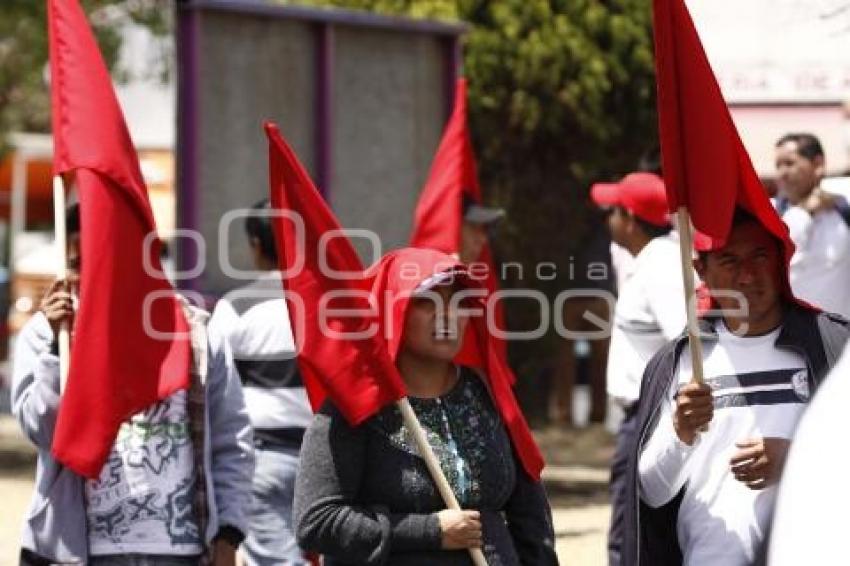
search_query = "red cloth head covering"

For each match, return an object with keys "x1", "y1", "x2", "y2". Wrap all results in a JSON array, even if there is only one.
[{"x1": 364, "y1": 247, "x2": 544, "y2": 479}]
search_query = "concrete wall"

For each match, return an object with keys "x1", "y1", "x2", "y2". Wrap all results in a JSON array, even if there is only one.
[
  {"x1": 331, "y1": 27, "x2": 445, "y2": 264},
  {"x1": 194, "y1": 12, "x2": 317, "y2": 294},
  {"x1": 180, "y1": 4, "x2": 458, "y2": 295}
]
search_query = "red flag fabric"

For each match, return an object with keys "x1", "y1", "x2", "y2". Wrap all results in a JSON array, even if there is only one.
[
  {"x1": 410, "y1": 79, "x2": 479, "y2": 252},
  {"x1": 265, "y1": 122, "x2": 406, "y2": 423},
  {"x1": 410, "y1": 78, "x2": 514, "y2": 382},
  {"x1": 48, "y1": 0, "x2": 191, "y2": 478},
  {"x1": 265, "y1": 123, "x2": 543, "y2": 479},
  {"x1": 653, "y1": 0, "x2": 799, "y2": 298}
]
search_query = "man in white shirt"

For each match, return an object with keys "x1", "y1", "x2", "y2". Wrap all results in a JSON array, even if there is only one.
[
  {"x1": 590, "y1": 172, "x2": 688, "y2": 566},
  {"x1": 625, "y1": 209, "x2": 849, "y2": 566},
  {"x1": 775, "y1": 133, "x2": 850, "y2": 317}
]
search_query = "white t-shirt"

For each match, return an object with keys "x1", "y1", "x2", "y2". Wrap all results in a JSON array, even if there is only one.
[
  {"x1": 783, "y1": 205, "x2": 850, "y2": 318},
  {"x1": 85, "y1": 390, "x2": 202, "y2": 556},
  {"x1": 607, "y1": 235, "x2": 688, "y2": 404},
  {"x1": 639, "y1": 323, "x2": 808, "y2": 566},
  {"x1": 768, "y1": 344, "x2": 850, "y2": 565},
  {"x1": 610, "y1": 242, "x2": 635, "y2": 293}
]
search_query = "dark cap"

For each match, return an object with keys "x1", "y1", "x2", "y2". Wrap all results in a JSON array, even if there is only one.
[{"x1": 462, "y1": 194, "x2": 505, "y2": 225}]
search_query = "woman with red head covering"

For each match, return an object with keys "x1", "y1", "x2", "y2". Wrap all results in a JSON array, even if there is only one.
[{"x1": 293, "y1": 248, "x2": 558, "y2": 566}]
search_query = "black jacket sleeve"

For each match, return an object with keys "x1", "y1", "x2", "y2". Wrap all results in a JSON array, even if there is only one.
[
  {"x1": 503, "y1": 462, "x2": 560, "y2": 565},
  {"x1": 622, "y1": 341, "x2": 686, "y2": 566}
]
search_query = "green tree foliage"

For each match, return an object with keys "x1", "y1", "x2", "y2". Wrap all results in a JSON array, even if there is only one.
[
  {"x1": 466, "y1": 3, "x2": 657, "y2": 415},
  {"x1": 288, "y1": 0, "x2": 658, "y2": 405},
  {"x1": 0, "y1": 0, "x2": 170, "y2": 156}
]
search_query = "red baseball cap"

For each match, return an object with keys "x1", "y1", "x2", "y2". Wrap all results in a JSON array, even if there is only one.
[{"x1": 590, "y1": 172, "x2": 670, "y2": 227}]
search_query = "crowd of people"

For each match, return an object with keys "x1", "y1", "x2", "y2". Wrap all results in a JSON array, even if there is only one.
[
  {"x1": 10, "y1": 130, "x2": 850, "y2": 566},
  {"x1": 19, "y1": 0, "x2": 848, "y2": 564},
  {"x1": 12, "y1": 188, "x2": 562, "y2": 565},
  {"x1": 590, "y1": 132, "x2": 850, "y2": 566}
]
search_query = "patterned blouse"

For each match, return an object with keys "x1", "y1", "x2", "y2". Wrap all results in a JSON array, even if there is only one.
[{"x1": 372, "y1": 367, "x2": 514, "y2": 509}]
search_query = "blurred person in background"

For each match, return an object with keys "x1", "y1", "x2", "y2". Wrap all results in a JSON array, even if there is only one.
[
  {"x1": 590, "y1": 172, "x2": 687, "y2": 566},
  {"x1": 774, "y1": 133, "x2": 850, "y2": 317},
  {"x1": 550, "y1": 217, "x2": 612, "y2": 427},
  {"x1": 458, "y1": 195, "x2": 504, "y2": 265},
  {"x1": 209, "y1": 199, "x2": 312, "y2": 565}
]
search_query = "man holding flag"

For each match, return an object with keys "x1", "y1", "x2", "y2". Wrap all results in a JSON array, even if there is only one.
[
  {"x1": 622, "y1": 0, "x2": 850, "y2": 564},
  {"x1": 629, "y1": 208, "x2": 849, "y2": 565},
  {"x1": 11, "y1": 1, "x2": 253, "y2": 564},
  {"x1": 15, "y1": 206, "x2": 253, "y2": 565}
]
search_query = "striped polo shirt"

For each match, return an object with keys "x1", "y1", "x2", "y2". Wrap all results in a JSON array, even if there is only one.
[{"x1": 640, "y1": 321, "x2": 808, "y2": 565}]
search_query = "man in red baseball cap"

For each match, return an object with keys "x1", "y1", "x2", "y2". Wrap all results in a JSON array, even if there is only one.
[{"x1": 591, "y1": 171, "x2": 689, "y2": 566}]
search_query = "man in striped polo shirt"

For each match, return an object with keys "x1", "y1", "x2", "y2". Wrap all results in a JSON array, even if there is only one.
[
  {"x1": 210, "y1": 199, "x2": 312, "y2": 565},
  {"x1": 626, "y1": 208, "x2": 850, "y2": 565}
]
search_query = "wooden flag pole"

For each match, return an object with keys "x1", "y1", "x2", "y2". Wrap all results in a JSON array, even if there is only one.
[
  {"x1": 397, "y1": 398, "x2": 489, "y2": 566},
  {"x1": 53, "y1": 175, "x2": 71, "y2": 393},
  {"x1": 676, "y1": 207, "x2": 705, "y2": 386}
]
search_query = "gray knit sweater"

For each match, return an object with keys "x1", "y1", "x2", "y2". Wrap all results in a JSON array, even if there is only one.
[{"x1": 293, "y1": 369, "x2": 558, "y2": 565}]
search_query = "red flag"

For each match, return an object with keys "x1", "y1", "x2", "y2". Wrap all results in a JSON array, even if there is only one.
[
  {"x1": 410, "y1": 79, "x2": 479, "y2": 252},
  {"x1": 48, "y1": 0, "x2": 191, "y2": 478},
  {"x1": 410, "y1": 78, "x2": 513, "y2": 381},
  {"x1": 265, "y1": 122, "x2": 406, "y2": 423},
  {"x1": 653, "y1": 0, "x2": 793, "y2": 266}
]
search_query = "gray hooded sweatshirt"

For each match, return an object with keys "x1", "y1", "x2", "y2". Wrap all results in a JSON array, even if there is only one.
[{"x1": 11, "y1": 311, "x2": 254, "y2": 563}]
